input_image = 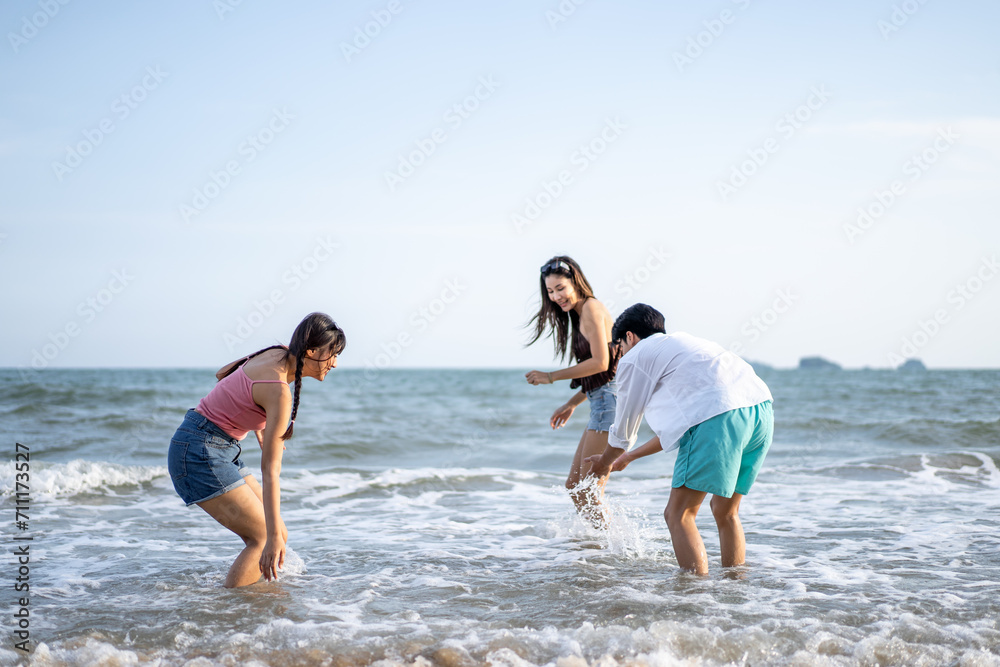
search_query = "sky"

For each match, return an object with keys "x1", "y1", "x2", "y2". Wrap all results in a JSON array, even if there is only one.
[{"x1": 1, "y1": 0, "x2": 998, "y2": 371}]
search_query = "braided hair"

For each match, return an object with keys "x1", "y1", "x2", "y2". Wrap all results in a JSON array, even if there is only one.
[{"x1": 219, "y1": 312, "x2": 346, "y2": 441}]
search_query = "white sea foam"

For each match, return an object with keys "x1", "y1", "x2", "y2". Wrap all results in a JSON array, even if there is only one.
[
  {"x1": 11, "y1": 613, "x2": 1000, "y2": 667},
  {"x1": 6, "y1": 369, "x2": 1000, "y2": 667},
  {"x1": 0, "y1": 459, "x2": 165, "y2": 499}
]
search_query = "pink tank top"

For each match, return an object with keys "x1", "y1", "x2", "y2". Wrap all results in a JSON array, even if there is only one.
[{"x1": 196, "y1": 366, "x2": 287, "y2": 441}]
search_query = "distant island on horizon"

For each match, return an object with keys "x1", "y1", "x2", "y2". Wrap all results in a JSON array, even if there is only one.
[
  {"x1": 5, "y1": 358, "x2": 997, "y2": 373},
  {"x1": 745, "y1": 356, "x2": 931, "y2": 373}
]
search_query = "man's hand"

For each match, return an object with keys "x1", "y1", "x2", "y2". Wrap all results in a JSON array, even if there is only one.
[
  {"x1": 586, "y1": 456, "x2": 612, "y2": 479},
  {"x1": 585, "y1": 446, "x2": 626, "y2": 479},
  {"x1": 605, "y1": 452, "x2": 633, "y2": 473}
]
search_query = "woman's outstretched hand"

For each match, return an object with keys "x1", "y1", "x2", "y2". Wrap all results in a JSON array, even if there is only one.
[
  {"x1": 259, "y1": 534, "x2": 286, "y2": 582},
  {"x1": 525, "y1": 370, "x2": 552, "y2": 385},
  {"x1": 551, "y1": 403, "x2": 575, "y2": 429}
]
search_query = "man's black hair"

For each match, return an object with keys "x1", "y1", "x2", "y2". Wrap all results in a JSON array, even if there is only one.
[{"x1": 611, "y1": 303, "x2": 666, "y2": 344}]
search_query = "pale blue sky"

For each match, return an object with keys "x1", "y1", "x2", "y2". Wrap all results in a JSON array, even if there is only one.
[{"x1": 2, "y1": 0, "x2": 998, "y2": 371}]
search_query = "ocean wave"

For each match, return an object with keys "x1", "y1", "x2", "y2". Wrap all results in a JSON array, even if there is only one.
[
  {"x1": 0, "y1": 378, "x2": 127, "y2": 406},
  {"x1": 287, "y1": 466, "x2": 542, "y2": 495},
  {"x1": 365, "y1": 467, "x2": 542, "y2": 487},
  {"x1": 779, "y1": 416, "x2": 1000, "y2": 448},
  {"x1": 775, "y1": 451, "x2": 1000, "y2": 491},
  {"x1": 0, "y1": 459, "x2": 166, "y2": 498},
  {"x1": 6, "y1": 613, "x2": 999, "y2": 667}
]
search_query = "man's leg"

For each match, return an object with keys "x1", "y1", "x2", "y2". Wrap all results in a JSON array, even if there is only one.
[
  {"x1": 710, "y1": 493, "x2": 745, "y2": 568},
  {"x1": 665, "y1": 485, "x2": 709, "y2": 574}
]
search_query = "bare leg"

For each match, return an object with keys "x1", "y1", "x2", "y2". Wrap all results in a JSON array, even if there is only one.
[
  {"x1": 565, "y1": 429, "x2": 588, "y2": 513},
  {"x1": 243, "y1": 475, "x2": 287, "y2": 544},
  {"x1": 710, "y1": 493, "x2": 745, "y2": 568},
  {"x1": 570, "y1": 430, "x2": 612, "y2": 528},
  {"x1": 664, "y1": 486, "x2": 709, "y2": 574},
  {"x1": 197, "y1": 477, "x2": 268, "y2": 588}
]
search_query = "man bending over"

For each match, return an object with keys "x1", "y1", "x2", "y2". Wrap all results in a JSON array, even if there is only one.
[{"x1": 587, "y1": 303, "x2": 773, "y2": 574}]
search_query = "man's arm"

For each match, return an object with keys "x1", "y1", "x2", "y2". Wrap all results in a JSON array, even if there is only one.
[
  {"x1": 589, "y1": 435, "x2": 662, "y2": 478},
  {"x1": 587, "y1": 360, "x2": 657, "y2": 477},
  {"x1": 588, "y1": 443, "x2": 626, "y2": 479},
  {"x1": 612, "y1": 436, "x2": 662, "y2": 470},
  {"x1": 607, "y1": 360, "x2": 656, "y2": 452}
]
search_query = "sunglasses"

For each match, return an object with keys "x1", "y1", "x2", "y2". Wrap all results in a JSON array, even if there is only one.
[{"x1": 540, "y1": 259, "x2": 571, "y2": 274}]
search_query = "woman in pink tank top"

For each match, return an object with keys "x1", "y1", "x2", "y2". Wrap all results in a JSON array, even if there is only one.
[{"x1": 167, "y1": 312, "x2": 346, "y2": 587}]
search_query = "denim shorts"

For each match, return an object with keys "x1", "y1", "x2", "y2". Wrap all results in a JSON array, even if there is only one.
[
  {"x1": 672, "y1": 400, "x2": 773, "y2": 498},
  {"x1": 167, "y1": 409, "x2": 253, "y2": 506},
  {"x1": 585, "y1": 381, "x2": 617, "y2": 432}
]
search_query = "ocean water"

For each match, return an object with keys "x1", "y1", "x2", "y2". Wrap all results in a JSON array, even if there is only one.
[{"x1": 1, "y1": 367, "x2": 999, "y2": 667}]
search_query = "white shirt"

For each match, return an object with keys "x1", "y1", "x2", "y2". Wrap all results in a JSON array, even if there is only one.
[{"x1": 607, "y1": 332, "x2": 773, "y2": 453}]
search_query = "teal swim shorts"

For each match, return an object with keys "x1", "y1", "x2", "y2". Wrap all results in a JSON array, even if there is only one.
[{"x1": 671, "y1": 400, "x2": 773, "y2": 498}]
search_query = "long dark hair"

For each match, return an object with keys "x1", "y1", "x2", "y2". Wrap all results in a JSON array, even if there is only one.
[
  {"x1": 220, "y1": 312, "x2": 346, "y2": 440},
  {"x1": 525, "y1": 255, "x2": 596, "y2": 362}
]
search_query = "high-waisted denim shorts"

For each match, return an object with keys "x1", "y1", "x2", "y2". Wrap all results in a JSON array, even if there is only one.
[
  {"x1": 585, "y1": 381, "x2": 617, "y2": 432},
  {"x1": 167, "y1": 409, "x2": 252, "y2": 506}
]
